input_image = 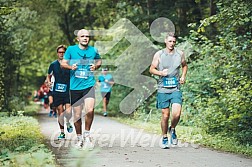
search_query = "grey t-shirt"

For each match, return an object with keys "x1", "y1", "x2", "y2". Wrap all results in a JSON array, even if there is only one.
[{"x1": 157, "y1": 48, "x2": 182, "y2": 93}]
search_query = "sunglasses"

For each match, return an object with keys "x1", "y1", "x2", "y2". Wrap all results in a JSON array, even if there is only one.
[{"x1": 80, "y1": 35, "x2": 90, "y2": 38}]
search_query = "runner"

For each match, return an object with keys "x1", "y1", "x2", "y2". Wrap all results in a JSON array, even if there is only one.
[
  {"x1": 43, "y1": 82, "x2": 50, "y2": 112},
  {"x1": 38, "y1": 82, "x2": 47, "y2": 105},
  {"x1": 149, "y1": 32, "x2": 188, "y2": 149},
  {"x1": 61, "y1": 29, "x2": 101, "y2": 150},
  {"x1": 47, "y1": 44, "x2": 73, "y2": 140},
  {"x1": 97, "y1": 67, "x2": 114, "y2": 117}
]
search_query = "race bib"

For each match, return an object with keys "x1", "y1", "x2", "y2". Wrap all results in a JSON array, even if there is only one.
[
  {"x1": 163, "y1": 77, "x2": 178, "y2": 88},
  {"x1": 75, "y1": 68, "x2": 89, "y2": 79},
  {"x1": 103, "y1": 82, "x2": 109, "y2": 89},
  {"x1": 55, "y1": 83, "x2": 67, "y2": 92}
]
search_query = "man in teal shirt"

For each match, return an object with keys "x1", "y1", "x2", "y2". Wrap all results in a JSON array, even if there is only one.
[
  {"x1": 61, "y1": 29, "x2": 101, "y2": 150},
  {"x1": 98, "y1": 67, "x2": 114, "y2": 117}
]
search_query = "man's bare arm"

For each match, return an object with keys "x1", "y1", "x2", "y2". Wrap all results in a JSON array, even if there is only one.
[
  {"x1": 61, "y1": 59, "x2": 77, "y2": 70},
  {"x1": 149, "y1": 51, "x2": 168, "y2": 76},
  {"x1": 180, "y1": 52, "x2": 188, "y2": 84}
]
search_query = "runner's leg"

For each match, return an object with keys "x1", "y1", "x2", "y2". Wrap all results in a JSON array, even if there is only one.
[
  {"x1": 57, "y1": 104, "x2": 65, "y2": 132},
  {"x1": 170, "y1": 103, "x2": 181, "y2": 128},
  {"x1": 73, "y1": 105, "x2": 82, "y2": 135},
  {"x1": 84, "y1": 97, "x2": 95, "y2": 131},
  {"x1": 161, "y1": 108, "x2": 170, "y2": 137}
]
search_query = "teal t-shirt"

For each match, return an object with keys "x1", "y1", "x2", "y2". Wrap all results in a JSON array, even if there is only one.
[
  {"x1": 64, "y1": 45, "x2": 101, "y2": 90},
  {"x1": 98, "y1": 74, "x2": 113, "y2": 92}
]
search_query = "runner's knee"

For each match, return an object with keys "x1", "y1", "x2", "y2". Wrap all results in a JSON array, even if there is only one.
[{"x1": 85, "y1": 107, "x2": 94, "y2": 114}]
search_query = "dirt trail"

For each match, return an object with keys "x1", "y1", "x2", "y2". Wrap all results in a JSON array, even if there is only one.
[{"x1": 37, "y1": 109, "x2": 252, "y2": 167}]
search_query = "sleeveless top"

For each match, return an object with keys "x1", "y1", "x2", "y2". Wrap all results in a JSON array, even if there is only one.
[{"x1": 157, "y1": 48, "x2": 182, "y2": 93}]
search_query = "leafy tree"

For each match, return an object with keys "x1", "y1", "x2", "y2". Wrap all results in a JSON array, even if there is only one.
[
  {"x1": 183, "y1": 0, "x2": 252, "y2": 144},
  {"x1": 0, "y1": 1, "x2": 40, "y2": 113}
]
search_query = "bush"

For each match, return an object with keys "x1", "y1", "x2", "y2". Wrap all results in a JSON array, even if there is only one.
[
  {"x1": 0, "y1": 116, "x2": 43, "y2": 151},
  {"x1": 0, "y1": 116, "x2": 56, "y2": 166},
  {"x1": 23, "y1": 101, "x2": 40, "y2": 116}
]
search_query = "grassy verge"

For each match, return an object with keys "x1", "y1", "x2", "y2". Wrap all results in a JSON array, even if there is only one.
[
  {"x1": 0, "y1": 115, "x2": 56, "y2": 166},
  {"x1": 113, "y1": 116, "x2": 252, "y2": 157},
  {"x1": 23, "y1": 101, "x2": 41, "y2": 116},
  {"x1": 0, "y1": 101, "x2": 40, "y2": 117}
]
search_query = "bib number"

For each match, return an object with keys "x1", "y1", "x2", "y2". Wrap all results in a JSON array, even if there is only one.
[
  {"x1": 55, "y1": 83, "x2": 67, "y2": 92},
  {"x1": 75, "y1": 68, "x2": 89, "y2": 79},
  {"x1": 163, "y1": 77, "x2": 178, "y2": 88},
  {"x1": 103, "y1": 82, "x2": 109, "y2": 89}
]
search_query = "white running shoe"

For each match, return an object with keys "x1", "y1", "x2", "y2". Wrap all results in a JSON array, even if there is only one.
[
  {"x1": 75, "y1": 139, "x2": 83, "y2": 149},
  {"x1": 82, "y1": 137, "x2": 94, "y2": 150}
]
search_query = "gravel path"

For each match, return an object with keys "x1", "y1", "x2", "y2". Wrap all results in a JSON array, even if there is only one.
[{"x1": 37, "y1": 109, "x2": 252, "y2": 167}]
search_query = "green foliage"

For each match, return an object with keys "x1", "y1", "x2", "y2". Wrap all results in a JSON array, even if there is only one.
[
  {"x1": 200, "y1": 133, "x2": 252, "y2": 157},
  {"x1": 23, "y1": 101, "x2": 40, "y2": 116},
  {"x1": 0, "y1": 116, "x2": 56, "y2": 166},
  {"x1": 182, "y1": 0, "x2": 252, "y2": 145},
  {"x1": 6, "y1": 96, "x2": 25, "y2": 116},
  {"x1": 1, "y1": 145, "x2": 56, "y2": 167},
  {"x1": 0, "y1": 116, "x2": 43, "y2": 151},
  {"x1": 0, "y1": 57, "x2": 4, "y2": 111},
  {"x1": 0, "y1": 1, "x2": 39, "y2": 112}
]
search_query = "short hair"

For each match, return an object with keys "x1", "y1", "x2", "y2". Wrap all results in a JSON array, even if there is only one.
[
  {"x1": 56, "y1": 44, "x2": 67, "y2": 52},
  {"x1": 166, "y1": 32, "x2": 177, "y2": 39}
]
